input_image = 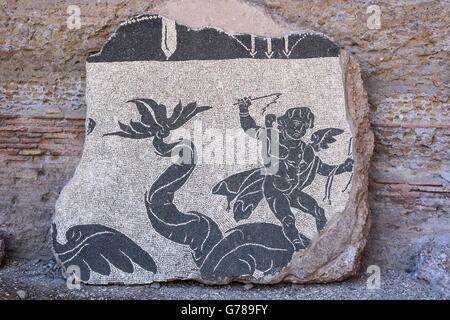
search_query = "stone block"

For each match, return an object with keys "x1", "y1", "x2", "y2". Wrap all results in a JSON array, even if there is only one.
[{"x1": 52, "y1": 14, "x2": 372, "y2": 284}]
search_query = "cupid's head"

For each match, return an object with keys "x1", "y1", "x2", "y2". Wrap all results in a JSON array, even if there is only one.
[{"x1": 275, "y1": 107, "x2": 315, "y2": 140}]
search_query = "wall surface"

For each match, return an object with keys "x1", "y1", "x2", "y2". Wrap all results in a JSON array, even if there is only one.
[{"x1": 0, "y1": 0, "x2": 448, "y2": 272}]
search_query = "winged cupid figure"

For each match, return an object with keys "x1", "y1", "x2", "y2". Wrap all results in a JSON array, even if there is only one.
[{"x1": 212, "y1": 97, "x2": 354, "y2": 251}]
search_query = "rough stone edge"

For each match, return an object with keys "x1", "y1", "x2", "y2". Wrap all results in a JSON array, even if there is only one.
[
  {"x1": 126, "y1": 13, "x2": 334, "y2": 40},
  {"x1": 51, "y1": 119, "x2": 92, "y2": 280},
  {"x1": 197, "y1": 50, "x2": 374, "y2": 285}
]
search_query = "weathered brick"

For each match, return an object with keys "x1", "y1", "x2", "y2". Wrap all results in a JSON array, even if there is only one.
[
  {"x1": 65, "y1": 116, "x2": 86, "y2": 121},
  {"x1": 4, "y1": 120, "x2": 38, "y2": 126},
  {"x1": 29, "y1": 127, "x2": 63, "y2": 133},
  {"x1": 42, "y1": 133, "x2": 74, "y2": 139},
  {"x1": 0, "y1": 114, "x2": 18, "y2": 119},
  {"x1": 388, "y1": 184, "x2": 417, "y2": 192},
  {"x1": 18, "y1": 133, "x2": 43, "y2": 138},
  {"x1": 64, "y1": 128, "x2": 85, "y2": 133},
  {"x1": 2, "y1": 144, "x2": 38, "y2": 149},
  {"x1": 31, "y1": 115, "x2": 65, "y2": 120},
  {"x1": 21, "y1": 138, "x2": 41, "y2": 144},
  {"x1": 18, "y1": 149, "x2": 45, "y2": 156},
  {"x1": 0, "y1": 149, "x2": 19, "y2": 155},
  {"x1": 0, "y1": 138, "x2": 20, "y2": 144},
  {"x1": 373, "y1": 178, "x2": 406, "y2": 184},
  {"x1": 0, "y1": 127, "x2": 27, "y2": 132}
]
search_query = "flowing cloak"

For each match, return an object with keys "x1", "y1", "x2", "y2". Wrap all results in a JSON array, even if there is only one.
[{"x1": 212, "y1": 168, "x2": 265, "y2": 222}]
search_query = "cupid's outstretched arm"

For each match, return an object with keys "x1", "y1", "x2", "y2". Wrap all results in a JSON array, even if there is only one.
[
  {"x1": 317, "y1": 157, "x2": 353, "y2": 176},
  {"x1": 302, "y1": 145, "x2": 353, "y2": 176}
]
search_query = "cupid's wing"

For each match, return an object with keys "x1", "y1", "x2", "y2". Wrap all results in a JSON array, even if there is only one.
[
  {"x1": 52, "y1": 224, "x2": 157, "y2": 282},
  {"x1": 310, "y1": 128, "x2": 344, "y2": 152}
]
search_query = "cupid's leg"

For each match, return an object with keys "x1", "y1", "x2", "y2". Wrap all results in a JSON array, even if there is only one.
[
  {"x1": 289, "y1": 189, "x2": 327, "y2": 233},
  {"x1": 263, "y1": 176, "x2": 309, "y2": 250}
]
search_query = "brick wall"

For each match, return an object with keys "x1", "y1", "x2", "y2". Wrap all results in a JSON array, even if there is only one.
[
  {"x1": 0, "y1": 113, "x2": 85, "y2": 256},
  {"x1": 0, "y1": 0, "x2": 448, "y2": 270}
]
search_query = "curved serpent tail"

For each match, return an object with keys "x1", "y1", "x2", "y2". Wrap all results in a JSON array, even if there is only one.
[{"x1": 145, "y1": 137, "x2": 223, "y2": 267}]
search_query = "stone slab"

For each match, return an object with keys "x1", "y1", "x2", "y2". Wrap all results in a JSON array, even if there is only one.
[{"x1": 52, "y1": 14, "x2": 372, "y2": 284}]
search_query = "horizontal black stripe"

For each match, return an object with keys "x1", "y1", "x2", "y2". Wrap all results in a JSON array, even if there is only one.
[{"x1": 87, "y1": 14, "x2": 339, "y2": 62}]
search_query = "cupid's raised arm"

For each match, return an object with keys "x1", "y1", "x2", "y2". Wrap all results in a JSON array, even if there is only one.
[{"x1": 236, "y1": 96, "x2": 262, "y2": 138}]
